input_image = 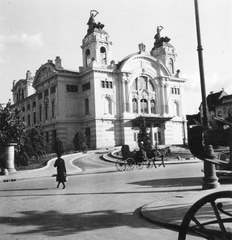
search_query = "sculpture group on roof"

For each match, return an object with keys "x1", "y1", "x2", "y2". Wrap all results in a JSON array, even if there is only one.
[
  {"x1": 152, "y1": 26, "x2": 171, "y2": 50},
  {"x1": 87, "y1": 10, "x2": 105, "y2": 35}
]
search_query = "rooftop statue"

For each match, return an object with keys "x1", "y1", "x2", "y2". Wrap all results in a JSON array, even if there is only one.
[
  {"x1": 152, "y1": 26, "x2": 171, "y2": 50},
  {"x1": 87, "y1": 10, "x2": 105, "y2": 35}
]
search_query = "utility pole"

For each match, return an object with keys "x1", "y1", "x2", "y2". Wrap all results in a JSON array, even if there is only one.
[{"x1": 194, "y1": 0, "x2": 220, "y2": 189}]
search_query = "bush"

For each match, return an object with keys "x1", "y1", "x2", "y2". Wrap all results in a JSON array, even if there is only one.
[{"x1": 73, "y1": 130, "x2": 88, "y2": 152}]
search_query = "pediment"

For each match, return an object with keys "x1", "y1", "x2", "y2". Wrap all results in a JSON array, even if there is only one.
[
  {"x1": 33, "y1": 64, "x2": 56, "y2": 87},
  {"x1": 119, "y1": 53, "x2": 169, "y2": 77}
]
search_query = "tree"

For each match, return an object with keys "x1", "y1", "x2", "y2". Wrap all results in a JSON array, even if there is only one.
[
  {"x1": 0, "y1": 103, "x2": 27, "y2": 167},
  {"x1": 22, "y1": 126, "x2": 46, "y2": 162},
  {"x1": 0, "y1": 103, "x2": 27, "y2": 146},
  {"x1": 137, "y1": 117, "x2": 152, "y2": 153},
  {"x1": 73, "y1": 130, "x2": 88, "y2": 152}
]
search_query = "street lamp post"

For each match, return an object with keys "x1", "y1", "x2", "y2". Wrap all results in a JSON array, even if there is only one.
[{"x1": 194, "y1": 0, "x2": 220, "y2": 189}]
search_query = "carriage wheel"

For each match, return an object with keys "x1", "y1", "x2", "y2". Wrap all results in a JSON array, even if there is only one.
[
  {"x1": 146, "y1": 160, "x2": 153, "y2": 169},
  {"x1": 136, "y1": 161, "x2": 144, "y2": 170},
  {"x1": 115, "y1": 159, "x2": 126, "y2": 171},
  {"x1": 126, "y1": 157, "x2": 135, "y2": 171},
  {"x1": 178, "y1": 191, "x2": 232, "y2": 240}
]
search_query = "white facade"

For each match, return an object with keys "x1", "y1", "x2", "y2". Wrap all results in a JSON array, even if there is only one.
[{"x1": 11, "y1": 18, "x2": 187, "y2": 152}]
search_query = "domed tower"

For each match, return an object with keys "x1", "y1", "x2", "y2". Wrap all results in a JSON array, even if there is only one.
[{"x1": 81, "y1": 10, "x2": 112, "y2": 70}]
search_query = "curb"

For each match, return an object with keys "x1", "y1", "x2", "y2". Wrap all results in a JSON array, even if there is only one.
[{"x1": 102, "y1": 152, "x2": 200, "y2": 165}]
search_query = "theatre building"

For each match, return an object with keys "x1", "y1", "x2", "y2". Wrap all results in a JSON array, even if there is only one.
[{"x1": 11, "y1": 14, "x2": 187, "y2": 152}]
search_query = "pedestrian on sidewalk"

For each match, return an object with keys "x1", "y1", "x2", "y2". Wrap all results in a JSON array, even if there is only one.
[{"x1": 54, "y1": 153, "x2": 67, "y2": 189}]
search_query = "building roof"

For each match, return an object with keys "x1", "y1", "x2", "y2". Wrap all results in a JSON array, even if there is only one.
[
  {"x1": 206, "y1": 90, "x2": 227, "y2": 111},
  {"x1": 216, "y1": 94, "x2": 232, "y2": 106}
]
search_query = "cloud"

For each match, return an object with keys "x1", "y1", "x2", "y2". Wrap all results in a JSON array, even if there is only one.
[{"x1": 0, "y1": 33, "x2": 43, "y2": 50}]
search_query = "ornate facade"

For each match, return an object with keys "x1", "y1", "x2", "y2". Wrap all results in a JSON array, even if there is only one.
[{"x1": 11, "y1": 14, "x2": 187, "y2": 152}]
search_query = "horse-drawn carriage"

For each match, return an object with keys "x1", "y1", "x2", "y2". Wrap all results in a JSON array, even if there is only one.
[{"x1": 115, "y1": 144, "x2": 170, "y2": 171}]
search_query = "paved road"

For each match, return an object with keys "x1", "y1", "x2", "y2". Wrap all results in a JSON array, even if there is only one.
[{"x1": 0, "y1": 154, "x2": 205, "y2": 240}]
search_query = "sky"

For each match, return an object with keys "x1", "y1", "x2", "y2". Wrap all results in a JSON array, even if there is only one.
[{"x1": 0, "y1": 0, "x2": 231, "y2": 114}]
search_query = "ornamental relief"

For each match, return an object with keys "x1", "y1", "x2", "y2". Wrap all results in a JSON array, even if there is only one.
[{"x1": 35, "y1": 66, "x2": 55, "y2": 85}]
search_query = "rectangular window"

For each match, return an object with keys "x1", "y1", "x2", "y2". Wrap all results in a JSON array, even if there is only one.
[
  {"x1": 66, "y1": 85, "x2": 78, "y2": 92},
  {"x1": 85, "y1": 98, "x2": 89, "y2": 115},
  {"x1": 50, "y1": 86, "x2": 56, "y2": 94},
  {"x1": 28, "y1": 114, "x2": 30, "y2": 126},
  {"x1": 44, "y1": 89, "x2": 49, "y2": 97},
  {"x1": 134, "y1": 133, "x2": 138, "y2": 141},
  {"x1": 85, "y1": 128, "x2": 90, "y2": 147},
  {"x1": 45, "y1": 103, "x2": 48, "y2": 120},
  {"x1": 33, "y1": 112, "x2": 36, "y2": 124},
  {"x1": 39, "y1": 106, "x2": 42, "y2": 121},
  {"x1": 101, "y1": 80, "x2": 113, "y2": 89},
  {"x1": 38, "y1": 92, "x2": 43, "y2": 99},
  {"x1": 52, "y1": 101, "x2": 55, "y2": 117},
  {"x1": 82, "y1": 82, "x2": 90, "y2": 91},
  {"x1": 46, "y1": 132, "x2": 49, "y2": 142},
  {"x1": 223, "y1": 107, "x2": 227, "y2": 115},
  {"x1": 217, "y1": 111, "x2": 222, "y2": 117}
]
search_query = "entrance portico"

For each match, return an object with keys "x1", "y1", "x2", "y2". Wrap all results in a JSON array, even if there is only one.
[{"x1": 132, "y1": 116, "x2": 173, "y2": 146}]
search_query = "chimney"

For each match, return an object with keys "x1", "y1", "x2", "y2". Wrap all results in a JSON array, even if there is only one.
[
  {"x1": 26, "y1": 70, "x2": 31, "y2": 79},
  {"x1": 55, "y1": 56, "x2": 62, "y2": 69}
]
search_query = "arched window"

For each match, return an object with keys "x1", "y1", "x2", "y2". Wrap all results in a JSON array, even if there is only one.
[
  {"x1": 100, "y1": 47, "x2": 106, "y2": 65},
  {"x1": 22, "y1": 90, "x2": 24, "y2": 100},
  {"x1": 104, "y1": 97, "x2": 112, "y2": 114},
  {"x1": 151, "y1": 99, "x2": 156, "y2": 114},
  {"x1": 140, "y1": 99, "x2": 148, "y2": 114},
  {"x1": 19, "y1": 89, "x2": 21, "y2": 101},
  {"x1": 33, "y1": 101, "x2": 36, "y2": 108},
  {"x1": 138, "y1": 76, "x2": 147, "y2": 90},
  {"x1": 169, "y1": 58, "x2": 174, "y2": 74},
  {"x1": 174, "y1": 101, "x2": 180, "y2": 116},
  {"x1": 27, "y1": 103, "x2": 30, "y2": 110},
  {"x1": 85, "y1": 49, "x2": 91, "y2": 66},
  {"x1": 132, "y1": 98, "x2": 138, "y2": 113}
]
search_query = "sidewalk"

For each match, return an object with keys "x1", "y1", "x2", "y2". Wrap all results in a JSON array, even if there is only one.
[
  {"x1": 141, "y1": 185, "x2": 232, "y2": 230},
  {"x1": 0, "y1": 152, "x2": 85, "y2": 182}
]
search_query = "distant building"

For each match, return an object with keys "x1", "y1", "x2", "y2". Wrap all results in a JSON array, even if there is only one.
[
  {"x1": 11, "y1": 14, "x2": 187, "y2": 152},
  {"x1": 199, "y1": 89, "x2": 232, "y2": 124}
]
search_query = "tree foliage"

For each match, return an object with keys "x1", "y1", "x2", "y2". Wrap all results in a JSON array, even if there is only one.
[
  {"x1": 23, "y1": 126, "x2": 46, "y2": 158},
  {"x1": 0, "y1": 103, "x2": 27, "y2": 147},
  {"x1": 73, "y1": 130, "x2": 88, "y2": 152},
  {"x1": 0, "y1": 103, "x2": 47, "y2": 166}
]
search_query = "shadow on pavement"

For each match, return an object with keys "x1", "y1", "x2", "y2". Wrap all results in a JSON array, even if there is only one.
[
  {"x1": 0, "y1": 208, "x2": 162, "y2": 237},
  {"x1": 128, "y1": 177, "x2": 203, "y2": 188}
]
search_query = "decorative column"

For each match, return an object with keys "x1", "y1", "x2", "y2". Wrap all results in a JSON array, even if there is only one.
[
  {"x1": 164, "y1": 82, "x2": 169, "y2": 114},
  {"x1": 4, "y1": 142, "x2": 17, "y2": 173},
  {"x1": 150, "y1": 123, "x2": 155, "y2": 145},
  {"x1": 160, "y1": 79, "x2": 166, "y2": 116},
  {"x1": 122, "y1": 73, "x2": 129, "y2": 113}
]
